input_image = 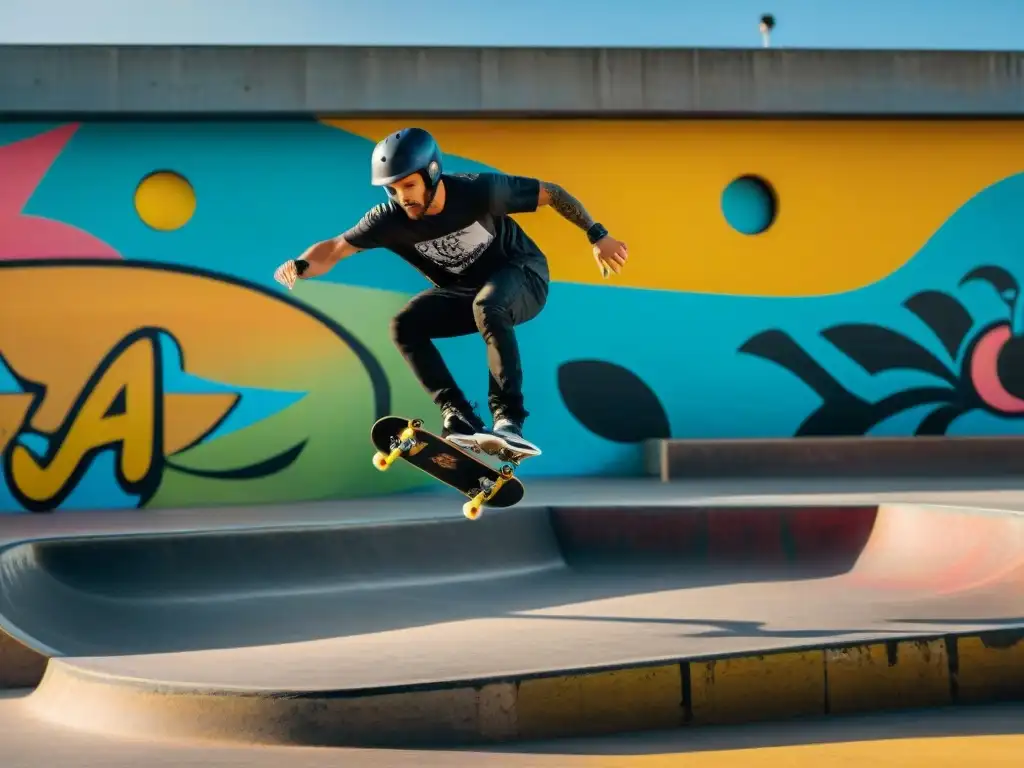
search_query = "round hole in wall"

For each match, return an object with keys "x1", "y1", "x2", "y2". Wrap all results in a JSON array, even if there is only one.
[
  {"x1": 721, "y1": 174, "x2": 777, "y2": 235},
  {"x1": 134, "y1": 170, "x2": 196, "y2": 231}
]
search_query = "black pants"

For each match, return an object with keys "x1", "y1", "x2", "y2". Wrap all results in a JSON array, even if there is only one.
[{"x1": 390, "y1": 263, "x2": 549, "y2": 423}]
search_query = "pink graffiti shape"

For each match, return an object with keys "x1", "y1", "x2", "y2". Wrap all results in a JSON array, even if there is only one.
[
  {"x1": 970, "y1": 324, "x2": 1024, "y2": 414},
  {"x1": 0, "y1": 123, "x2": 120, "y2": 261}
]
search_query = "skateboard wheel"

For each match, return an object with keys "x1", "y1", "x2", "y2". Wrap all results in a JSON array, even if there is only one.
[
  {"x1": 463, "y1": 491, "x2": 486, "y2": 520},
  {"x1": 411, "y1": 418, "x2": 423, "y2": 429},
  {"x1": 499, "y1": 463, "x2": 514, "y2": 479},
  {"x1": 372, "y1": 451, "x2": 392, "y2": 471}
]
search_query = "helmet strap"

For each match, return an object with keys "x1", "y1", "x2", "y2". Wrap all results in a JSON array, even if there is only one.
[{"x1": 420, "y1": 168, "x2": 439, "y2": 210}]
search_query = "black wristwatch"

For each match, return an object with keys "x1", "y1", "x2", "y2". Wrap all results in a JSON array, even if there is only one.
[
  {"x1": 586, "y1": 222, "x2": 609, "y2": 245},
  {"x1": 294, "y1": 258, "x2": 310, "y2": 276}
]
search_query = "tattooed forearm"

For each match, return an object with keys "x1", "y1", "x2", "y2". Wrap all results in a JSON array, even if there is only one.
[{"x1": 540, "y1": 182, "x2": 595, "y2": 231}]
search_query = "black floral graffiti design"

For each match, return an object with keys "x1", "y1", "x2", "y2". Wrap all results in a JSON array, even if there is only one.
[
  {"x1": 738, "y1": 265, "x2": 1024, "y2": 436},
  {"x1": 556, "y1": 360, "x2": 670, "y2": 443},
  {"x1": 555, "y1": 266, "x2": 1024, "y2": 443}
]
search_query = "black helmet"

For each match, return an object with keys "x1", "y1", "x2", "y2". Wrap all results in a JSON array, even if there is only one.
[{"x1": 371, "y1": 128, "x2": 443, "y2": 191}]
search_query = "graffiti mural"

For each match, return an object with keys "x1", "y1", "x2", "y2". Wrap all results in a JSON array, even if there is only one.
[{"x1": 4, "y1": 118, "x2": 1024, "y2": 511}]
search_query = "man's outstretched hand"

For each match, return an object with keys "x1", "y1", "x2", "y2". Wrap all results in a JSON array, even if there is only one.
[{"x1": 593, "y1": 235, "x2": 628, "y2": 277}]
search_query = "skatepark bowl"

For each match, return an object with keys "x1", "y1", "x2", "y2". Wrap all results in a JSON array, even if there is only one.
[{"x1": 1, "y1": 477, "x2": 1024, "y2": 749}]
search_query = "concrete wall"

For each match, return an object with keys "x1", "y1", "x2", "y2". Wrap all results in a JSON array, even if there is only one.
[
  {"x1": 4, "y1": 117, "x2": 1024, "y2": 512},
  {"x1": 3, "y1": 45, "x2": 1024, "y2": 116}
]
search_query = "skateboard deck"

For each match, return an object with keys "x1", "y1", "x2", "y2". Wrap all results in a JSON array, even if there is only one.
[{"x1": 370, "y1": 415, "x2": 526, "y2": 520}]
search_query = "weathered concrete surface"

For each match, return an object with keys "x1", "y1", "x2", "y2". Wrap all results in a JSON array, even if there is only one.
[{"x1": 2, "y1": 46, "x2": 1023, "y2": 116}]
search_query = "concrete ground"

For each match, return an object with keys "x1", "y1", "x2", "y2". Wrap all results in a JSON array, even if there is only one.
[{"x1": 1, "y1": 690, "x2": 1021, "y2": 767}]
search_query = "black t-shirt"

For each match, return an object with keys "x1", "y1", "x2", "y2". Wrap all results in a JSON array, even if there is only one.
[{"x1": 342, "y1": 172, "x2": 551, "y2": 288}]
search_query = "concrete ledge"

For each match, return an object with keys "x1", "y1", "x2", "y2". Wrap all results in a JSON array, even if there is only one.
[
  {"x1": 2, "y1": 45, "x2": 1024, "y2": 116},
  {"x1": 645, "y1": 436, "x2": 1024, "y2": 481},
  {"x1": 26, "y1": 629, "x2": 1024, "y2": 747}
]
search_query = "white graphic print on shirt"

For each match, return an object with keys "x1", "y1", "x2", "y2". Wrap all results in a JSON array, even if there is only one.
[{"x1": 413, "y1": 221, "x2": 494, "y2": 274}]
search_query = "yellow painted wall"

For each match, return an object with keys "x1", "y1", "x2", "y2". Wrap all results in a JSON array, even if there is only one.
[{"x1": 329, "y1": 119, "x2": 1024, "y2": 296}]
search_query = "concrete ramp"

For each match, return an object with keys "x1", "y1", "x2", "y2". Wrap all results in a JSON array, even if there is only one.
[
  {"x1": 4, "y1": 493, "x2": 1024, "y2": 746},
  {"x1": 849, "y1": 503, "x2": 1024, "y2": 597},
  {"x1": 0, "y1": 506, "x2": 562, "y2": 657}
]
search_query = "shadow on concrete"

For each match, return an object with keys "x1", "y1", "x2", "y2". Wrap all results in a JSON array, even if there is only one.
[{"x1": 513, "y1": 611, "x2": 930, "y2": 640}]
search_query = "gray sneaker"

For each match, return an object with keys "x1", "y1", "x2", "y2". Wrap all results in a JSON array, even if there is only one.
[{"x1": 491, "y1": 415, "x2": 541, "y2": 457}]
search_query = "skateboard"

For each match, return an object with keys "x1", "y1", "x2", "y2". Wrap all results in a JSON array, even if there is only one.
[{"x1": 370, "y1": 415, "x2": 530, "y2": 521}]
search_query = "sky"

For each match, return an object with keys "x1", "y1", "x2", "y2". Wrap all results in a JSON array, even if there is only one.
[{"x1": 0, "y1": 0, "x2": 1022, "y2": 49}]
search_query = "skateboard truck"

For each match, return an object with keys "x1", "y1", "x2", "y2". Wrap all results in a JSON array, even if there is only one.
[
  {"x1": 463, "y1": 462, "x2": 516, "y2": 520},
  {"x1": 459, "y1": 438, "x2": 528, "y2": 520},
  {"x1": 372, "y1": 418, "x2": 426, "y2": 470}
]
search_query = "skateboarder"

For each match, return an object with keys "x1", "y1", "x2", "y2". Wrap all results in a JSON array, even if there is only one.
[{"x1": 273, "y1": 127, "x2": 628, "y2": 455}]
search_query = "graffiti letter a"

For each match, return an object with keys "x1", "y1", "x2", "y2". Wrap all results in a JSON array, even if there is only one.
[{"x1": 7, "y1": 329, "x2": 163, "y2": 512}]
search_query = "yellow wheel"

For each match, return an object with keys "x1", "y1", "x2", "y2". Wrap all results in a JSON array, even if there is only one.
[
  {"x1": 463, "y1": 493, "x2": 485, "y2": 521},
  {"x1": 499, "y1": 463, "x2": 515, "y2": 479},
  {"x1": 372, "y1": 449, "x2": 400, "y2": 471}
]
